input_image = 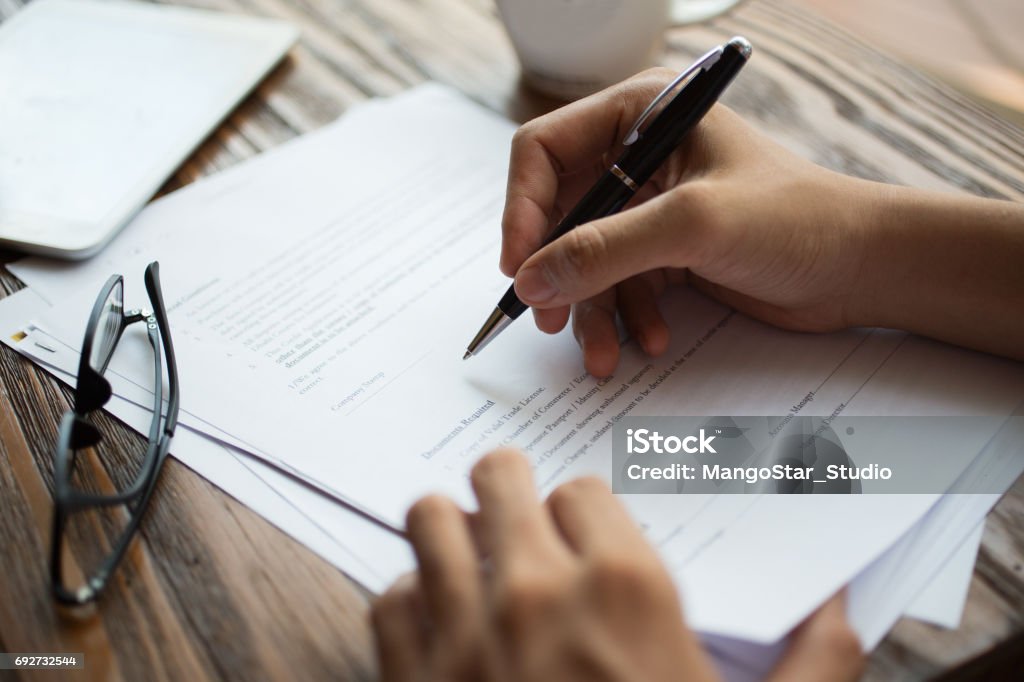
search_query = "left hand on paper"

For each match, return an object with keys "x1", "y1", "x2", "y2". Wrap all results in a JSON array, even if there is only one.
[{"x1": 371, "y1": 449, "x2": 865, "y2": 682}]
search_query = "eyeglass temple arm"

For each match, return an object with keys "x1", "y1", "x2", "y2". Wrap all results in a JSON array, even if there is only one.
[{"x1": 144, "y1": 262, "x2": 180, "y2": 437}]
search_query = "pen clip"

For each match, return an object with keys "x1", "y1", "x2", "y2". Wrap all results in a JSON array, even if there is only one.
[{"x1": 622, "y1": 46, "x2": 724, "y2": 146}]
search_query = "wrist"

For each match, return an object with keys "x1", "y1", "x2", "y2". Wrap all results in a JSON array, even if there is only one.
[
  {"x1": 824, "y1": 174, "x2": 899, "y2": 330},
  {"x1": 844, "y1": 180, "x2": 950, "y2": 331},
  {"x1": 841, "y1": 182, "x2": 1024, "y2": 359}
]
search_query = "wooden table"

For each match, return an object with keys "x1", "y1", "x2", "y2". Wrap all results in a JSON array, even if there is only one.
[{"x1": 2, "y1": 1, "x2": 1023, "y2": 680}]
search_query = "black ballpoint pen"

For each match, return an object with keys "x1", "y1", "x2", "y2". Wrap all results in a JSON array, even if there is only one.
[{"x1": 464, "y1": 36, "x2": 752, "y2": 360}]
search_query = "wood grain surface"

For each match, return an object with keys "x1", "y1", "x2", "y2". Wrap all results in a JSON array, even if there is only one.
[{"x1": 1, "y1": 1, "x2": 1023, "y2": 680}]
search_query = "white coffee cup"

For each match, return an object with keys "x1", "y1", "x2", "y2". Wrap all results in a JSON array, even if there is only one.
[
  {"x1": 496, "y1": 0, "x2": 746, "y2": 100},
  {"x1": 671, "y1": 0, "x2": 747, "y2": 24}
]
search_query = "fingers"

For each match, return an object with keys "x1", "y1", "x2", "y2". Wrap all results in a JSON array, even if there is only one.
[
  {"x1": 767, "y1": 591, "x2": 865, "y2": 682},
  {"x1": 405, "y1": 495, "x2": 482, "y2": 631},
  {"x1": 533, "y1": 305, "x2": 570, "y2": 334},
  {"x1": 514, "y1": 188, "x2": 699, "y2": 309},
  {"x1": 500, "y1": 69, "x2": 675, "y2": 277},
  {"x1": 569, "y1": 272, "x2": 670, "y2": 378},
  {"x1": 546, "y1": 476, "x2": 653, "y2": 559},
  {"x1": 469, "y1": 449, "x2": 565, "y2": 566},
  {"x1": 617, "y1": 274, "x2": 670, "y2": 357},
  {"x1": 571, "y1": 289, "x2": 620, "y2": 378},
  {"x1": 535, "y1": 273, "x2": 670, "y2": 373},
  {"x1": 372, "y1": 573, "x2": 427, "y2": 682}
]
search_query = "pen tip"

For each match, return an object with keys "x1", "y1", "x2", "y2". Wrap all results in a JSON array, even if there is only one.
[{"x1": 463, "y1": 350, "x2": 472, "y2": 360}]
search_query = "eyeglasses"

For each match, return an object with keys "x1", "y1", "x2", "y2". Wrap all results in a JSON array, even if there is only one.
[{"x1": 50, "y1": 261, "x2": 179, "y2": 605}]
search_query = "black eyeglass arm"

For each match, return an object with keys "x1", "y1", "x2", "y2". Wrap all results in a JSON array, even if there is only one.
[{"x1": 145, "y1": 262, "x2": 180, "y2": 437}]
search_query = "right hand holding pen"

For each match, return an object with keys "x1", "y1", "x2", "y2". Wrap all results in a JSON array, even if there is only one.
[{"x1": 500, "y1": 68, "x2": 879, "y2": 377}]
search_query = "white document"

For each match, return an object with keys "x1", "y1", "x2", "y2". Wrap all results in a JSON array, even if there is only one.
[
  {"x1": 11, "y1": 84, "x2": 1024, "y2": 643},
  {"x1": 904, "y1": 520, "x2": 983, "y2": 629}
]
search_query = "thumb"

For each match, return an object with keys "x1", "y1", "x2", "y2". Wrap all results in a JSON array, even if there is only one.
[
  {"x1": 513, "y1": 189, "x2": 697, "y2": 308},
  {"x1": 766, "y1": 591, "x2": 865, "y2": 682}
]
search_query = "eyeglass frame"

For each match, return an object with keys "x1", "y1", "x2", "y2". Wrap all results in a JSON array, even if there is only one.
[{"x1": 50, "y1": 261, "x2": 179, "y2": 605}]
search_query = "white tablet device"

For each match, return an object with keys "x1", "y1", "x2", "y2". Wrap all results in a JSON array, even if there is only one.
[{"x1": 0, "y1": 0, "x2": 298, "y2": 259}]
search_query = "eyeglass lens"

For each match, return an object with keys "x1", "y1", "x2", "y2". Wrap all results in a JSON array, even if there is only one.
[{"x1": 89, "y1": 278, "x2": 124, "y2": 371}]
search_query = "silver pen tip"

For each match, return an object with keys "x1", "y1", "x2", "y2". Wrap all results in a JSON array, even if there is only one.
[{"x1": 464, "y1": 307, "x2": 514, "y2": 359}]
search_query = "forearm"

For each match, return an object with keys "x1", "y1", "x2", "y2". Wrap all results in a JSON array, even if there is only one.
[{"x1": 854, "y1": 183, "x2": 1024, "y2": 360}]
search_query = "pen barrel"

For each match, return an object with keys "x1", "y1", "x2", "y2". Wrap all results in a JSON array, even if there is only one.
[
  {"x1": 543, "y1": 170, "x2": 634, "y2": 246},
  {"x1": 498, "y1": 286, "x2": 529, "y2": 319},
  {"x1": 617, "y1": 44, "x2": 748, "y2": 185}
]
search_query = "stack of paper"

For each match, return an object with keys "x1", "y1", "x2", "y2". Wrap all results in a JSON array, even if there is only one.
[{"x1": 3, "y1": 85, "x2": 1022, "y2": 679}]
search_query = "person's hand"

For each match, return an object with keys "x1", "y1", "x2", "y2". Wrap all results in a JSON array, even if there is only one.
[
  {"x1": 500, "y1": 68, "x2": 883, "y2": 377},
  {"x1": 370, "y1": 449, "x2": 865, "y2": 682}
]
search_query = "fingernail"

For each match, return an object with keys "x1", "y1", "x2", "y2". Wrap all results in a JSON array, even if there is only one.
[{"x1": 515, "y1": 266, "x2": 558, "y2": 303}]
